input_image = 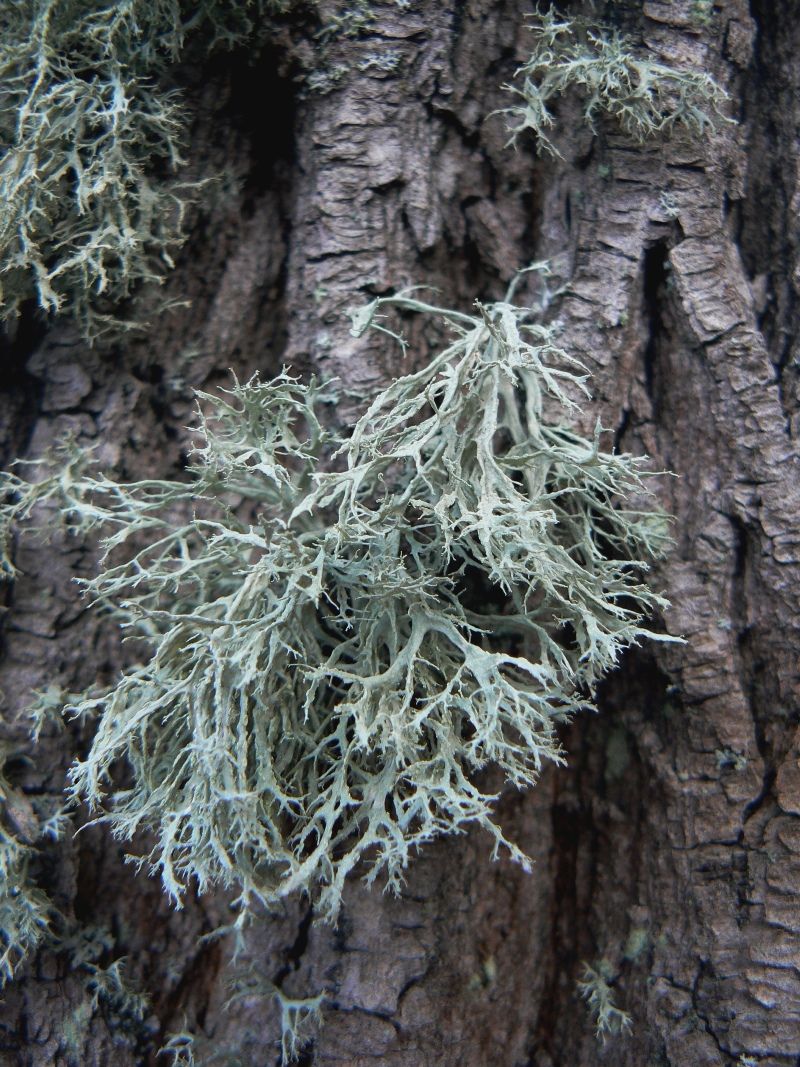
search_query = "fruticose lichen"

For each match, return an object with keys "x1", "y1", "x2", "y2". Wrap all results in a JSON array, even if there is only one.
[
  {"x1": 1, "y1": 286, "x2": 674, "y2": 922},
  {"x1": 224, "y1": 967, "x2": 325, "y2": 1063},
  {"x1": 577, "y1": 959, "x2": 633, "y2": 1041},
  {"x1": 0, "y1": 0, "x2": 288, "y2": 340},
  {"x1": 501, "y1": 7, "x2": 730, "y2": 156},
  {"x1": 0, "y1": 751, "x2": 58, "y2": 985}
]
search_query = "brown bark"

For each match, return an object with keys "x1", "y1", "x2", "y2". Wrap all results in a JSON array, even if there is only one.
[{"x1": 1, "y1": 1, "x2": 798, "y2": 1064}]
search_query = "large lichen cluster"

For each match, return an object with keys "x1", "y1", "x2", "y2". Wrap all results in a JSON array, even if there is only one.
[
  {"x1": 501, "y1": 7, "x2": 729, "y2": 155},
  {"x1": 0, "y1": 0, "x2": 288, "y2": 340},
  {"x1": 1, "y1": 289, "x2": 672, "y2": 920}
]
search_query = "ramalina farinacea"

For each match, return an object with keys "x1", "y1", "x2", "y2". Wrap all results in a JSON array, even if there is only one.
[
  {"x1": 0, "y1": 0, "x2": 290, "y2": 341},
  {"x1": 1, "y1": 290, "x2": 673, "y2": 921},
  {"x1": 500, "y1": 7, "x2": 731, "y2": 157}
]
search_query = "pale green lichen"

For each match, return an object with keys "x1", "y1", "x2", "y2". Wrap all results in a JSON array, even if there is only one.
[
  {"x1": 85, "y1": 957, "x2": 150, "y2": 1025},
  {"x1": 274, "y1": 989, "x2": 325, "y2": 1063},
  {"x1": 158, "y1": 1031, "x2": 198, "y2": 1067},
  {"x1": 306, "y1": 63, "x2": 350, "y2": 95},
  {"x1": 0, "y1": 834, "x2": 50, "y2": 984},
  {"x1": 715, "y1": 747, "x2": 747, "y2": 772},
  {"x1": 622, "y1": 925, "x2": 650, "y2": 961},
  {"x1": 305, "y1": 0, "x2": 412, "y2": 95},
  {"x1": 160, "y1": 978, "x2": 323, "y2": 1065},
  {"x1": 225, "y1": 968, "x2": 325, "y2": 1064},
  {"x1": 0, "y1": 0, "x2": 288, "y2": 340},
  {"x1": 1, "y1": 285, "x2": 675, "y2": 921},
  {"x1": 501, "y1": 7, "x2": 730, "y2": 156},
  {"x1": 1, "y1": 0, "x2": 424, "y2": 335},
  {"x1": 691, "y1": 0, "x2": 714, "y2": 28},
  {"x1": 578, "y1": 959, "x2": 632, "y2": 1041},
  {"x1": 0, "y1": 754, "x2": 55, "y2": 985},
  {"x1": 358, "y1": 51, "x2": 403, "y2": 74}
]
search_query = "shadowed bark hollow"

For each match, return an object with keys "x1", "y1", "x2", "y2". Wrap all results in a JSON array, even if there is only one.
[{"x1": 1, "y1": 1, "x2": 798, "y2": 1064}]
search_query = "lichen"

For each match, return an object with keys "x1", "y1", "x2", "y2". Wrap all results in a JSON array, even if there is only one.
[
  {"x1": 500, "y1": 7, "x2": 730, "y2": 156},
  {"x1": 578, "y1": 959, "x2": 632, "y2": 1041},
  {"x1": 225, "y1": 967, "x2": 325, "y2": 1064},
  {"x1": 1, "y1": 284, "x2": 675, "y2": 921},
  {"x1": 0, "y1": 0, "x2": 289, "y2": 341},
  {"x1": 158, "y1": 1031, "x2": 197, "y2": 1067},
  {"x1": 0, "y1": 751, "x2": 56, "y2": 985}
]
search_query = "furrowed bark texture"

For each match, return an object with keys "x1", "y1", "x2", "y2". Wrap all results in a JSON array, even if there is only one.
[{"x1": 1, "y1": 1, "x2": 798, "y2": 1064}]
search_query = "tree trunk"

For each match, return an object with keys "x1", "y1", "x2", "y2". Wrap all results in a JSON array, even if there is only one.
[{"x1": 1, "y1": 1, "x2": 798, "y2": 1065}]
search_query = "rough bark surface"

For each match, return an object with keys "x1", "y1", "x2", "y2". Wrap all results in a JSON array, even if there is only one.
[{"x1": 1, "y1": 1, "x2": 798, "y2": 1065}]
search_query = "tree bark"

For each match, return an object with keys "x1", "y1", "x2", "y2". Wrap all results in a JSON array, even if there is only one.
[{"x1": 1, "y1": 1, "x2": 798, "y2": 1065}]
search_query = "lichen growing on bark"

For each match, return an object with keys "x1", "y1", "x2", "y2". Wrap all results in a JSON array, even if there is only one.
[
  {"x1": 1, "y1": 287, "x2": 675, "y2": 922},
  {"x1": 0, "y1": 752, "x2": 58, "y2": 986},
  {"x1": 501, "y1": 7, "x2": 730, "y2": 156},
  {"x1": 577, "y1": 960, "x2": 633, "y2": 1041},
  {"x1": 0, "y1": 0, "x2": 288, "y2": 340}
]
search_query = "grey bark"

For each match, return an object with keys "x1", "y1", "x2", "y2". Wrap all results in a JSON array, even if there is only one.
[{"x1": 1, "y1": 1, "x2": 798, "y2": 1065}]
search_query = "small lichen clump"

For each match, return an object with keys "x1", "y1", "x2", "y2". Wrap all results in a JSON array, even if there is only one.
[
  {"x1": 0, "y1": 756, "x2": 56, "y2": 985},
  {"x1": 501, "y1": 7, "x2": 730, "y2": 156},
  {"x1": 577, "y1": 960, "x2": 633, "y2": 1041},
  {"x1": 1, "y1": 289, "x2": 672, "y2": 920}
]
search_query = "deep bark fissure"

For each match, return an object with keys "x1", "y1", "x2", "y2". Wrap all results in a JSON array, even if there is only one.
[
  {"x1": 741, "y1": 0, "x2": 800, "y2": 428},
  {"x1": 0, "y1": 305, "x2": 47, "y2": 466},
  {"x1": 273, "y1": 905, "x2": 315, "y2": 991},
  {"x1": 641, "y1": 239, "x2": 670, "y2": 420}
]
